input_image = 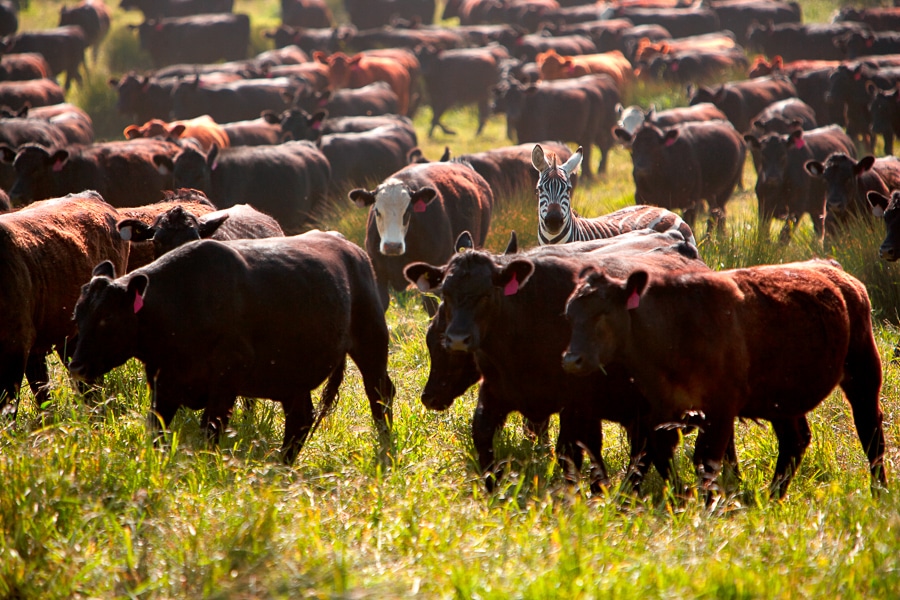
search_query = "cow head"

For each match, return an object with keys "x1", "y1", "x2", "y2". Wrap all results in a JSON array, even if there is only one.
[
  {"x1": 117, "y1": 205, "x2": 230, "y2": 259},
  {"x1": 562, "y1": 269, "x2": 648, "y2": 376},
  {"x1": 614, "y1": 103, "x2": 647, "y2": 139},
  {"x1": 805, "y1": 153, "x2": 874, "y2": 213},
  {"x1": 349, "y1": 178, "x2": 438, "y2": 256},
  {"x1": 867, "y1": 190, "x2": 900, "y2": 261},
  {"x1": 626, "y1": 123, "x2": 678, "y2": 179},
  {"x1": 868, "y1": 86, "x2": 900, "y2": 137},
  {"x1": 69, "y1": 261, "x2": 148, "y2": 382},
  {"x1": 162, "y1": 145, "x2": 216, "y2": 193},
  {"x1": 5, "y1": 144, "x2": 66, "y2": 204}
]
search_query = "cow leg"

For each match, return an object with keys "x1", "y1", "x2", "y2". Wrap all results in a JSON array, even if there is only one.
[
  {"x1": 841, "y1": 345, "x2": 888, "y2": 492},
  {"x1": 476, "y1": 99, "x2": 490, "y2": 136},
  {"x1": 430, "y1": 106, "x2": 456, "y2": 137},
  {"x1": 472, "y1": 385, "x2": 508, "y2": 491},
  {"x1": 0, "y1": 352, "x2": 26, "y2": 419},
  {"x1": 557, "y1": 411, "x2": 607, "y2": 493},
  {"x1": 623, "y1": 417, "x2": 679, "y2": 494},
  {"x1": 349, "y1": 336, "x2": 395, "y2": 440},
  {"x1": 281, "y1": 391, "x2": 315, "y2": 465},
  {"x1": 768, "y1": 416, "x2": 812, "y2": 500},
  {"x1": 200, "y1": 392, "x2": 236, "y2": 446},
  {"x1": 681, "y1": 206, "x2": 698, "y2": 235},
  {"x1": 884, "y1": 132, "x2": 894, "y2": 156},
  {"x1": 523, "y1": 417, "x2": 550, "y2": 445},
  {"x1": 24, "y1": 353, "x2": 50, "y2": 406},
  {"x1": 376, "y1": 279, "x2": 391, "y2": 313},
  {"x1": 691, "y1": 413, "x2": 735, "y2": 501},
  {"x1": 580, "y1": 144, "x2": 594, "y2": 179}
]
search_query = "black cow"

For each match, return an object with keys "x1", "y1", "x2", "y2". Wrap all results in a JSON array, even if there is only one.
[
  {"x1": 0, "y1": 1, "x2": 16, "y2": 37},
  {"x1": 291, "y1": 82, "x2": 400, "y2": 119},
  {"x1": 282, "y1": 0, "x2": 333, "y2": 28},
  {"x1": 707, "y1": 0, "x2": 801, "y2": 44},
  {"x1": 688, "y1": 75, "x2": 797, "y2": 133},
  {"x1": 221, "y1": 116, "x2": 283, "y2": 146},
  {"x1": 437, "y1": 141, "x2": 574, "y2": 195},
  {"x1": 349, "y1": 161, "x2": 493, "y2": 314},
  {"x1": 120, "y1": 0, "x2": 234, "y2": 19},
  {"x1": 69, "y1": 230, "x2": 395, "y2": 464},
  {"x1": 172, "y1": 76, "x2": 301, "y2": 124},
  {"x1": 868, "y1": 190, "x2": 900, "y2": 261},
  {"x1": 747, "y1": 22, "x2": 871, "y2": 62},
  {"x1": 870, "y1": 85, "x2": 900, "y2": 156},
  {"x1": 0, "y1": 79, "x2": 65, "y2": 111},
  {"x1": 155, "y1": 141, "x2": 331, "y2": 233},
  {"x1": 132, "y1": 13, "x2": 250, "y2": 67},
  {"x1": 0, "y1": 52, "x2": 50, "y2": 81},
  {"x1": 318, "y1": 124, "x2": 419, "y2": 189},
  {"x1": 2, "y1": 26, "x2": 86, "y2": 90},
  {"x1": 59, "y1": 0, "x2": 110, "y2": 63},
  {"x1": 608, "y1": 6, "x2": 721, "y2": 39},
  {"x1": 805, "y1": 154, "x2": 900, "y2": 225},
  {"x1": 344, "y1": 0, "x2": 435, "y2": 30}
]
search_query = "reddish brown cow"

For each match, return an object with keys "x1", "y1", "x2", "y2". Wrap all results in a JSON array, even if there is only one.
[
  {"x1": 562, "y1": 259, "x2": 887, "y2": 498},
  {"x1": 632, "y1": 32, "x2": 738, "y2": 64},
  {"x1": 0, "y1": 79, "x2": 65, "y2": 111},
  {"x1": 0, "y1": 53, "x2": 51, "y2": 81},
  {"x1": 59, "y1": 0, "x2": 111, "y2": 63},
  {"x1": 536, "y1": 48, "x2": 633, "y2": 91},
  {"x1": 804, "y1": 154, "x2": 900, "y2": 223},
  {"x1": 0, "y1": 190, "x2": 129, "y2": 418},
  {"x1": 689, "y1": 75, "x2": 797, "y2": 133},
  {"x1": 315, "y1": 51, "x2": 412, "y2": 116},
  {"x1": 123, "y1": 115, "x2": 230, "y2": 151}
]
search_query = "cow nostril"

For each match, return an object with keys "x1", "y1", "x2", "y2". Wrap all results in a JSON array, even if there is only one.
[
  {"x1": 562, "y1": 352, "x2": 583, "y2": 373},
  {"x1": 444, "y1": 333, "x2": 472, "y2": 352},
  {"x1": 381, "y1": 242, "x2": 405, "y2": 256}
]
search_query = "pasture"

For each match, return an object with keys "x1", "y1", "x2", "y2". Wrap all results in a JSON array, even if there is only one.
[{"x1": 2, "y1": 0, "x2": 900, "y2": 597}]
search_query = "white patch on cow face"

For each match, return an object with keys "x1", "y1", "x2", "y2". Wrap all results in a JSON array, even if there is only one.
[
  {"x1": 373, "y1": 178, "x2": 413, "y2": 255},
  {"x1": 616, "y1": 105, "x2": 646, "y2": 136}
]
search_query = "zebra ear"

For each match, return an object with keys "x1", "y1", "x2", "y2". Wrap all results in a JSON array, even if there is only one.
[
  {"x1": 531, "y1": 144, "x2": 549, "y2": 172},
  {"x1": 561, "y1": 147, "x2": 583, "y2": 176}
]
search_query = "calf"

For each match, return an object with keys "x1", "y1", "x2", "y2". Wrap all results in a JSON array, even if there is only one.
[
  {"x1": 132, "y1": 13, "x2": 250, "y2": 67},
  {"x1": 613, "y1": 120, "x2": 746, "y2": 235},
  {"x1": 68, "y1": 231, "x2": 395, "y2": 464},
  {"x1": 0, "y1": 79, "x2": 65, "y2": 111},
  {"x1": 318, "y1": 124, "x2": 418, "y2": 189},
  {"x1": 405, "y1": 230, "x2": 709, "y2": 492},
  {"x1": 2, "y1": 26, "x2": 86, "y2": 90},
  {"x1": 562, "y1": 259, "x2": 886, "y2": 498},
  {"x1": 744, "y1": 125, "x2": 856, "y2": 242},
  {"x1": 115, "y1": 188, "x2": 218, "y2": 271},
  {"x1": 124, "y1": 115, "x2": 230, "y2": 152},
  {"x1": 688, "y1": 75, "x2": 797, "y2": 133},
  {"x1": 349, "y1": 161, "x2": 493, "y2": 313},
  {"x1": 59, "y1": 0, "x2": 111, "y2": 63},
  {"x1": 493, "y1": 74, "x2": 619, "y2": 177},
  {"x1": 804, "y1": 154, "x2": 900, "y2": 224},
  {"x1": 0, "y1": 191, "x2": 129, "y2": 418},
  {"x1": 5, "y1": 139, "x2": 179, "y2": 207},
  {"x1": 155, "y1": 141, "x2": 331, "y2": 234}
]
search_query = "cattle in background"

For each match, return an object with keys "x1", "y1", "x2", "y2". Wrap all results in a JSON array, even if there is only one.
[
  {"x1": 0, "y1": 1, "x2": 16, "y2": 37},
  {"x1": 688, "y1": 75, "x2": 796, "y2": 134},
  {"x1": 614, "y1": 101, "x2": 728, "y2": 139},
  {"x1": 344, "y1": 0, "x2": 435, "y2": 29},
  {"x1": 532, "y1": 144, "x2": 695, "y2": 246},
  {"x1": 115, "y1": 189, "x2": 218, "y2": 271},
  {"x1": 562, "y1": 259, "x2": 886, "y2": 498},
  {"x1": 868, "y1": 190, "x2": 900, "y2": 261},
  {"x1": 613, "y1": 120, "x2": 745, "y2": 235},
  {"x1": 805, "y1": 154, "x2": 900, "y2": 227},
  {"x1": 0, "y1": 79, "x2": 65, "y2": 112},
  {"x1": 506, "y1": 33, "x2": 597, "y2": 63},
  {"x1": 632, "y1": 31, "x2": 738, "y2": 65},
  {"x1": 418, "y1": 45, "x2": 502, "y2": 137},
  {"x1": 748, "y1": 97, "x2": 817, "y2": 134},
  {"x1": 347, "y1": 24, "x2": 465, "y2": 53},
  {"x1": 707, "y1": 0, "x2": 800, "y2": 44},
  {"x1": 271, "y1": 109, "x2": 416, "y2": 144},
  {"x1": 108, "y1": 73, "x2": 180, "y2": 124},
  {"x1": 492, "y1": 74, "x2": 619, "y2": 177},
  {"x1": 744, "y1": 125, "x2": 856, "y2": 242},
  {"x1": 319, "y1": 124, "x2": 419, "y2": 189},
  {"x1": 0, "y1": 187, "x2": 8, "y2": 211},
  {"x1": 0, "y1": 116, "x2": 68, "y2": 151},
  {"x1": 543, "y1": 19, "x2": 635, "y2": 54},
  {"x1": 638, "y1": 47, "x2": 748, "y2": 84},
  {"x1": 124, "y1": 115, "x2": 230, "y2": 152},
  {"x1": 835, "y1": 31, "x2": 900, "y2": 61},
  {"x1": 349, "y1": 161, "x2": 493, "y2": 313},
  {"x1": 155, "y1": 141, "x2": 331, "y2": 233},
  {"x1": 220, "y1": 115, "x2": 283, "y2": 146},
  {"x1": 606, "y1": 6, "x2": 721, "y2": 39},
  {"x1": 171, "y1": 76, "x2": 301, "y2": 124},
  {"x1": 405, "y1": 231, "x2": 710, "y2": 492},
  {"x1": 69, "y1": 230, "x2": 396, "y2": 464},
  {"x1": 282, "y1": 0, "x2": 333, "y2": 28},
  {"x1": 315, "y1": 51, "x2": 413, "y2": 117},
  {"x1": 619, "y1": 24, "x2": 672, "y2": 62},
  {"x1": 118, "y1": 201, "x2": 284, "y2": 263},
  {"x1": 747, "y1": 22, "x2": 870, "y2": 62},
  {"x1": 132, "y1": 13, "x2": 250, "y2": 67},
  {"x1": 537, "y1": 49, "x2": 633, "y2": 91},
  {"x1": 870, "y1": 86, "x2": 900, "y2": 156},
  {"x1": 120, "y1": 0, "x2": 234, "y2": 19},
  {"x1": 264, "y1": 24, "x2": 353, "y2": 55},
  {"x1": 0, "y1": 52, "x2": 50, "y2": 81},
  {"x1": 0, "y1": 102, "x2": 94, "y2": 145},
  {"x1": 827, "y1": 64, "x2": 900, "y2": 153},
  {"x1": 1, "y1": 26, "x2": 86, "y2": 90},
  {"x1": 4, "y1": 138, "x2": 179, "y2": 207},
  {"x1": 291, "y1": 82, "x2": 400, "y2": 120},
  {"x1": 0, "y1": 191, "x2": 129, "y2": 419},
  {"x1": 59, "y1": 0, "x2": 111, "y2": 63},
  {"x1": 833, "y1": 6, "x2": 900, "y2": 32}
]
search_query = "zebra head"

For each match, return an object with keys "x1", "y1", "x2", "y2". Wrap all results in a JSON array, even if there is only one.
[{"x1": 532, "y1": 144, "x2": 583, "y2": 244}]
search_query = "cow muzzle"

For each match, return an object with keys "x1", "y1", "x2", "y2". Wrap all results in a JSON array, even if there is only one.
[
  {"x1": 561, "y1": 350, "x2": 589, "y2": 375},
  {"x1": 443, "y1": 331, "x2": 474, "y2": 353},
  {"x1": 380, "y1": 241, "x2": 405, "y2": 256},
  {"x1": 880, "y1": 245, "x2": 898, "y2": 261}
]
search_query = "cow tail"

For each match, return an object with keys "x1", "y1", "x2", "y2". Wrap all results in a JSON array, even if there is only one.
[{"x1": 310, "y1": 357, "x2": 346, "y2": 436}]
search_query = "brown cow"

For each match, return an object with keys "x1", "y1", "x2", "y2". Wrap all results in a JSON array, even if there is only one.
[
  {"x1": 124, "y1": 115, "x2": 230, "y2": 152},
  {"x1": 315, "y1": 51, "x2": 412, "y2": 116},
  {"x1": 632, "y1": 32, "x2": 738, "y2": 64},
  {"x1": 536, "y1": 48, "x2": 633, "y2": 91},
  {"x1": 0, "y1": 79, "x2": 65, "y2": 111},
  {"x1": 0, "y1": 53, "x2": 51, "y2": 81},
  {"x1": 0, "y1": 190, "x2": 129, "y2": 418},
  {"x1": 562, "y1": 259, "x2": 887, "y2": 499}
]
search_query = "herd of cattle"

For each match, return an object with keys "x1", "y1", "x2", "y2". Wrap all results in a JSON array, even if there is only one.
[{"x1": 1, "y1": 0, "x2": 899, "y2": 498}]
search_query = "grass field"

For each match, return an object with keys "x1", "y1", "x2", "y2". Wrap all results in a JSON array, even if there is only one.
[{"x1": 3, "y1": 0, "x2": 900, "y2": 598}]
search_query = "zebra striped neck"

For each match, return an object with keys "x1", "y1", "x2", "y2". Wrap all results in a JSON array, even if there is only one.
[{"x1": 538, "y1": 220, "x2": 572, "y2": 245}]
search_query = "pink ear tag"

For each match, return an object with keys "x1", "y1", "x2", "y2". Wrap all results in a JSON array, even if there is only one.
[
  {"x1": 211, "y1": 160, "x2": 218, "y2": 170},
  {"x1": 504, "y1": 273, "x2": 519, "y2": 296},
  {"x1": 52, "y1": 159, "x2": 64, "y2": 172},
  {"x1": 413, "y1": 199, "x2": 427, "y2": 213},
  {"x1": 854, "y1": 72, "x2": 862, "y2": 81},
  {"x1": 794, "y1": 137, "x2": 805, "y2": 150},
  {"x1": 311, "y1": 119, "x2": 322, "y2": 130},
  {"x1": 133, "y1": 289, "x2": 144, "y2": 313},
  {"x1": 626, "y1": 288, "x2": 640, "y2": 310},
  {"x1": 664, "y1": 136, "x2": 676, "y2": 147}
]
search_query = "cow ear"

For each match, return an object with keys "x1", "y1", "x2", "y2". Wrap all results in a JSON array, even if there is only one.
[
  {"x1": 153, "y1": 154, "x2": 174, "y2": 175},
  {"x1": 788, "y1": 129, "x2": 805, "y2": 149},
  {"x1": 313, "y1": 51, "x2": 328, "y2": 64},
  {"x1": 455, "y1": 231, "x2": 474, "y2": 252},
  {"x1": 168, "y1": 124, "x2": 186, "y2": 138},
  {"x1": 261, "y1": 110, "x2": 281, "y2": 124},
  {"x1": 503, "y1": 231, "x2": 518, "y2": 254},
  {"x1": 123, "y1": 125, "x2": 141, "y2": 139},
  {"x1": 495, "y1": 259, "x2": 535, "y2": 296},
  {"x1": 439, "y1": 146, "x2": 450, "y2": 161},
  {"x1": 0, "y1": 144, "x2": 16, "y2": 164},
  {"x1": 349, "y1": 188, "x2": 376, "y2": 207},
  {"x1": 623, "y1": 271, "x2": 649, "y2": 310},
  {"x1": 128, "y1": 274, "x2": 149, "y2": 313},
  {"x1": 613, "y1": 127, "x2": 633, "y2": 144},
  {"x1": 743, "y1": 133, "x2": 760, "y2": 149},
  {"x1": 404, "y1": 262, "x2": 444, "y2": 293},
  {"x1": 197, "y1": 214, "x2": 229, "y2": 238},
  {"x1": 804, "y1": 160, "x2": 824, "y2": 177},
  {"x1": 531, "y1": 143, "x2": 549, "y2": 171},
  {"x1": 50, "y1": 150, "x2": 69, "y2": 171},
  {"x1": 867, "y1": 190, "x2": 890, "y2": 217},
  {"x1": 117, "y1": 219, "x2": 154, "y2": 242},
  {"x1": 410, "y1": 187, "x2": 437, "y2": 212},
  {"x1": 662, "y1": 129, "x2": 679, "y2": 146},
  {"x1": 866, "y1": 81, "x2": 879, "y2": 97},
  {"x1": 206, "y1": 144, "x2": 219, "y2": 168},
  {"x1": 855, "y1": 155, "x2": 876, "y2": 174},
  {"x1": 92, "y1": 260, "x2": 117, "y2": 279},
  {"x1": 561, "y1": 147, "x2": 582, "y2": 176}
]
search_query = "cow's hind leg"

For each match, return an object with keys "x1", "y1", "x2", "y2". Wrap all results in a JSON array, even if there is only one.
[
  {"x1": 841, "y1": 342, "x2": 888, "y2": 492},
  {"x1": 692, "y1": 413, "x2": 735, "y2": 504},
  {"x1": 768, "y1": 416, "x2": 812, "y2": 499},
  {"x1": 24, "y1": 353, "x2": 50, "y2": 406},
  {"x1": 558, "y1": 411, "x2": 607, "y2": 493},
  {"x1": 476, "y1": 98, "x2": 490, "y2": 135},
  {"x1": 472, "y1": 385, "x2": 508, "y2": 492},
  {"x1": 281, "y1": 391, "x2": 315, "y2": 465},
  {"x1": 0, "y1": 352, "x2": 26, "y2": 419}
]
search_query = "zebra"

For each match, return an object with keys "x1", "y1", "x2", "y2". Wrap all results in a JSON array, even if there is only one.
[{"x1": 531, "y1": 143, "x2": 697, "y2": 246}]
